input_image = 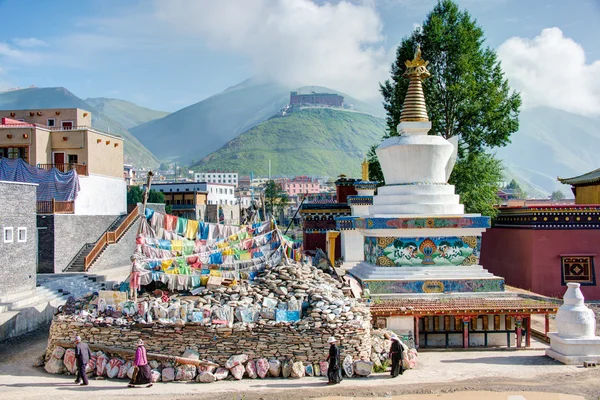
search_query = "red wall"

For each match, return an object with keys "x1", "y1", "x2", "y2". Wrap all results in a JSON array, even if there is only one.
[
  {"x1": 303, "y1": 232, "x2": 341, "y2": 260},
  {"x1": 481, "y1": 228, "x2": 600, "y2": 300},
  {"x1": 336, "y1": 185, "x2": 357, "y2": 204}
]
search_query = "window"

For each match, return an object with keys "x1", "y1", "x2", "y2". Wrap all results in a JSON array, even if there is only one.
[
  {"x1": 561, "y1": 256, "x2": 596, "y2": 285},
  {"x1": 1, "y1": 147, "x2": 28, "y2": 161},
  {"x1": 61, "y1": 121, "x2": 73, "y2": 129},
  {"x1": 3, "y1": 227, "x2": 13, "y2": 243},
  {"x1": 17, "y1": 227, "x2": 27, "y2": 242},
  {"x1": 47, "y1": 118, "x2": 55, "y2": 127},
  {"x1": 68, "y1": 154, "x2": 78, "y2": 164}
]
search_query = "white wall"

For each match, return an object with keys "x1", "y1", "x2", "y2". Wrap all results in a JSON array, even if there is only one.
[
  {"x1": 76, "y1": 174, "x2": 126, "y2": 215},
  {"x1": 340, "y1": 230, "x2": 363, "y2": 262},
  {"x1": 207, "y1": 183, "x2": 236, "y2": 205}
]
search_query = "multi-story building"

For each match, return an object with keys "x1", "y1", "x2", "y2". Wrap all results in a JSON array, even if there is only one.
[
  {"x1": 0, "y1": 108, "x2": 130, "y2": 274},
  {"x1": 194, "y1": 170, "x2": 238, "y2": 187},
  {"x1": 278, "y1": 175, "x2": 321, "y2": 197},
  {"x1": 0, "y1": 109, "x2": 126, "y2": 215},
  {"x1": 151, "y1": 181, "x2": 237, "y2": 219}
]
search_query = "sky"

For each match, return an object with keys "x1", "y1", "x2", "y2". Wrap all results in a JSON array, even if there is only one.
[{"x1": 0, "y1": 0, "x2": 599, "y2": 114}]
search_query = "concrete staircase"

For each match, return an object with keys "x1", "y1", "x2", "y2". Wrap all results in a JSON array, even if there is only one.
[{"x1": 0, "y1": 274, "x2": 121, "y2": 341}]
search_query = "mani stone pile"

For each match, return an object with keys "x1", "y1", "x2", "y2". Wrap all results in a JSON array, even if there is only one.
[{"x1": 46, "y1": 261, "x2": 373, "y2": 373}]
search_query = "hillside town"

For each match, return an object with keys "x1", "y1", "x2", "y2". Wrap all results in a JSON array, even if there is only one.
[{"x1": 1, "y1": 1, "x2": 600, "y2": 400}]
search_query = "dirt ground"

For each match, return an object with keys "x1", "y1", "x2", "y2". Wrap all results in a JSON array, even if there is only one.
[{"x1": 1, "y1": 328, "x2": 600, "y2": 400}]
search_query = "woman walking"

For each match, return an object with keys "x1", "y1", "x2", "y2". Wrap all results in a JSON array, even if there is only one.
[
  {"x1": 389, "y1": 333, "x2": 404, "y2": 378},
  {"x1": 128, "y1": 339, "x2": 153, "y2": 388},
  {"x1": 326, "y1": 337, "x2": 342, "y2": 385}
]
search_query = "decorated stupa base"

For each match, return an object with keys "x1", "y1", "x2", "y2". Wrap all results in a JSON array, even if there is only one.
[{"x1": 546, "y1": 283, "x2": 600, "y2": 364}]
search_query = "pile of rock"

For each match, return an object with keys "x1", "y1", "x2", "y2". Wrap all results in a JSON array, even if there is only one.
[{"x1": 42, "y1": 347, "x2": 374, "y2": 383}]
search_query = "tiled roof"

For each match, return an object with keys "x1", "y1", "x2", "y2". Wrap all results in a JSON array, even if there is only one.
[
  {"x1": 370, "y1": 297, "x2": 558, "y2": 316},
  {"x1": 558, "y1": 167, "x2": 600, "y2": 186}
]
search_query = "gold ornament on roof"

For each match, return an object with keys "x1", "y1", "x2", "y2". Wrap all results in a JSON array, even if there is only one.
[
  {"x1": 361, "y1": 158, "x2": 369, "y2": 181},
  {"x1": 400, "y1": 45, "x2": 431, "y2": 122}
]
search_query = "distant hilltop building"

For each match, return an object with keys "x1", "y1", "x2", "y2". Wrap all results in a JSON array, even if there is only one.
[{"x1": 289, "y1": 91, "x2": 344, "y2": 107}]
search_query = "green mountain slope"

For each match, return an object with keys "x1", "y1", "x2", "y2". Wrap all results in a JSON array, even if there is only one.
[
  {"x1": 84, "y1": 97, "x2": 169, "y2": 130},
  {"x1": 130, "y1": 79, "x2": 384, "y2": 163},
  {"x1": 192, "y1": 108, "x2": 386, "y2": 177},
  {"x1": 497, "y1": 107, "x2": 600, "y2": 197},
  {"x1": 0, "y1": 87, "x2": 159, "y2": 168}
]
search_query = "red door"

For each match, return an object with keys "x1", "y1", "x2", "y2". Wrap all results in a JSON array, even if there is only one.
[
  {"x1": 53, "y1": 153, "x2": 65, "y2": 171},
  {"x1": 62, "y1": 121, "x2": 73, "y2": 130}
]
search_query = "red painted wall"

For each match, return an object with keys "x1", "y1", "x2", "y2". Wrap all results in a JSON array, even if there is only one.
[
  {"x1": 303, "y1": 232, "x2": 341, "y2": 260},
  {"x1": 481, "y1": 228, "x2": 600, "y2": 300},
  {"x1": 336, "y1": 185, "x2": 357, "y2": 204}
]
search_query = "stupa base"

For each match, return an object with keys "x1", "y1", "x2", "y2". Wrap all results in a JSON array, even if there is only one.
[{"x1": 546, "y1": 333, "x2": 600, "y2": 365}]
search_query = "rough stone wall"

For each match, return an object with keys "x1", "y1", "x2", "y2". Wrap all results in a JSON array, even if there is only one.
[
  {"x1": 37, "y1": 214, "x2": 55, "y2": 273},
  {"x1": 47, "y1": 319, "x2": 371, "y2": 365},
  {"x1": 0, "y1": 182, "x2": 37, "y2": 297},
  {"x1": 91, "y1": 217, "x2": 139, "y2": 271},
  {"x1": 53, "y1": 214, "x2": 117, "y2": 272}
]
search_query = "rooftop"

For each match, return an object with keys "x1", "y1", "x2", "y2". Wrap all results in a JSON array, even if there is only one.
[
  {"x1": 370, "y1": 297, "x2": 558, "y2": 316},
  {"x1": 558, "y1": 167, "x2": 600, "y2": 186}
]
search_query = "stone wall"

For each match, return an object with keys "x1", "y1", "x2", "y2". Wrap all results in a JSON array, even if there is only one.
[
  {"x1": 0, "y1": 181, "x2": 37, "y2": 297},
  {"x1": 38, "y1": 214, "x2": 118, "y2": 273},
  {"x1": 47, "y1": 318, "x2": 371, "y2": 366}
]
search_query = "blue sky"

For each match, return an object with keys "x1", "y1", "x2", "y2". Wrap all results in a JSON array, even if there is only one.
[{"x1": 0, "y1": 0, "x2": 599, "y2": 114}]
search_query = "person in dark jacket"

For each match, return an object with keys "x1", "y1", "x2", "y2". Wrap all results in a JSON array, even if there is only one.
[
  {"x1": 74, "y1": 336, "x2": 92, "y2": 386},
  {"x1": 389, "y1": 333, "x2": 404, "y2": 378},
  {"x1": 326, "y1": 336, "x2": 342, "y2": 385}
]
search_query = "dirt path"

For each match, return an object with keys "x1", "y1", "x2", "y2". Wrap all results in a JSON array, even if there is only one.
[{"x1": 1, "y1": 329, "x2": 599, "y2": 400}]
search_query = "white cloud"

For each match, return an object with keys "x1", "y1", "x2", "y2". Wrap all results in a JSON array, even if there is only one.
[
  {"x1": 498, "y1": 27, "x2": 600, "y2": 116},
  {"x1": 12, "y1": 37, "x2": 49, "y2": 48},
  {"x1": 0, "y1": 42, "x2": 44, "y2": 64},
  {"x1": 150, "y1": 0, "x2": 391, "y2": 99}
]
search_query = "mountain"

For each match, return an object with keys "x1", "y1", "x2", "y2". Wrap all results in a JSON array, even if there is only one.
[
  {"x1": 497, "y1": 107, "x2": 600, "y2": 197},
  {"x1": 84, "y1": 97, "x2": 169, "y2": 129},
  {"x1": 0, "y1": 87, "x2": 159, "y2": 168},
  {"x1": 192, "y1": 108, "x2": 386, "y2": 177},
  {"x1": 130, "y1": 79, "x2": 384, "y2": 163}
]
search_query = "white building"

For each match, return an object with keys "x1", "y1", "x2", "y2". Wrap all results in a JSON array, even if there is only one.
[
  {"x1": 152, "y1": 181, "x2": 236, "y2": 206},
  {"x1": 195, "y1": 171, "x2": 238, "y2": 187}
]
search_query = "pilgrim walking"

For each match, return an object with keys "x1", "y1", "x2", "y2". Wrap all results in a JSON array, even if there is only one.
[
  {"x1": 74, "y1": 336, "x2": 92, "y2": 386},
  {"x1": 326, "y1": 336, "x2": 342, "y2": 385},
  {"x1": 389, "y1": 333, "x2": 404, "y2": 378},
  {"x1": 128, "y1": 339, "x2": 153, "y2": 388}
]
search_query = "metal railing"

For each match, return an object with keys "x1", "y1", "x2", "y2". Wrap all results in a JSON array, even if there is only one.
[
  {"x1": 37, "y1": 163, "x2": 88, "y2": 176},
  {"x1": 37, "y1": 199, "x2": 75, "y2": 214},
  {"x1": 83, "y1": 207, "x2": 139, "y2": 271}
]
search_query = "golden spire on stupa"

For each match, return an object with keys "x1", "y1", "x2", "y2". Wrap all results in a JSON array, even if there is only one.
[{"x1": 399, "y1": 45, "x2": 431, "y2": 122}]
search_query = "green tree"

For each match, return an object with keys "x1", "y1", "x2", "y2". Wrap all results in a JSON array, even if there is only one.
[
  {"x1": 147, "y1": 190, "x2": 165, "y2": 204},
  {"x1": 126, "y1": 186, "x2": 143, "y2": 205},
  {"x1": 367, "y1": 144, "x2": 384, "y2": 183},
  {"x1": 450, "y1": 152, "x2": 503, "y2": 217},
  {"x1": 550, "y1": 190, "x2": 565, "y2": 202},
  {"x1": 263, "y1": 180, "x2": 289, "y2": 219},
  {"x1": 507, "y1": 179, "x2": 527, "y2": 199},
  {"x1": 375, "y1": 0, "x2": 521, "y2": 215}
]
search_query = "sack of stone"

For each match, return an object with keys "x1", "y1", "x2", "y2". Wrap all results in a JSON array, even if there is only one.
[
  {"x1": 51, "y1": 346, "x2": 65, "y2": 360},
  {"x1": 149, "y1": 360, "x2": 160, "y2": 370},
  {"x1": 106, "y1": 358, "x2": 124, "y2": 379},
  {"x1": 96, "y1": 352, "x2": 109, "y2": 376},
  {"x1": 182, "y1": 348, "x2": 200, "y2": 360},
  {"x1": 319, "y1": 361, "x2": 329, "y2": 376},
  {"x1": 162, "y1": 367, "x2": 175, "y2": 382},
  {"x1": 282, "y1": 359, "x2": 293, "y2": 378},
  {"x1": 151, "y1": 369, "x2": 161, "y2": 383},
  {"x1": 197, "y1": 363, "x2": 216, "y2": 374},
  {"x1": 305, "y1": 364, "x2": 314, "y2": 376},
  {"x1": 291, "y1": 361, "x2": 305, "y2": 378},
  {"x1": 127, "y1": 365, "x2": 136, "y2": 379},
  {"x1": 343, "y1": 355, "x2": 353, "y2": 378},
  {"x1": 197, "y1": 371, "x2": 216, "y2": 383},
  {"x1": 214, "y1": 367, "x2": 229, "y2": 380},
  {"x1": 246, "y1": 360, "x2": 257, "y2": 379},
  {"x1": 313, "y1": 363, "x2": 320, "y2": 377},
  {"x1": 45, "y1": 356, "x2": 66, "y2": 374},
  {"x1": 353, "y1": 360, "x2": 373, "y2": 377},
  {"x1": 118, "y1": 360, "x2": 133, "y2": 379},
  {"x1": 256, "y1": 358, "x2": 269, "y2": 378},
  {"x1": 63, "y1": 349, "x2": 77, "y2": 374},
  {"x1": 175, "y1": 364, "x2": 197, "y2": 381},
  {"x1": 85, "y1": 353, "x2": 97, "y2": 375},
  {"x1": 230, "y1": 364, "x2": 245, "y2": 380},
  {"x1": 268, "y1": 359, "x2": 281, "y2": 377},
  {"x1": 225, "y1": 354, "x2": 248, "y2": 369}
]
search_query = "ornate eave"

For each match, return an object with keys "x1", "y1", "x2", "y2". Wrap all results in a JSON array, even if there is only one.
[{"x1": 494, "y1": 205, "x2": 600, "y2": 229}]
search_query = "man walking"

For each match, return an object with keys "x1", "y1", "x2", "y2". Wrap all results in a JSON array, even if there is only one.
[{"x1": 74, "y1": 336, "x2": 92, "y2": 386}]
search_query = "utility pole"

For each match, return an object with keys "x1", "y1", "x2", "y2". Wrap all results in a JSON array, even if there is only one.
[
  {"x1": 268, "y1": 159, "x2": 271, "y2": 181},
  {"x1": 138, "y1": 170, "x2": 154, "y2": 234}
]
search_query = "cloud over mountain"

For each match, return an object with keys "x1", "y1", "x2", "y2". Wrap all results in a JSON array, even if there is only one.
[{"x1": 498, "y1": 27, "x2": 600, "y2": 117}]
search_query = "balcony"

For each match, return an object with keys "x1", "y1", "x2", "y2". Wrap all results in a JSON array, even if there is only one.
[
  {"x1": 170, "y1": 204, "x2": 196, "y2": 210},
  {"x1": 37, "y1": 163, "x2": 88, "y2": 176},
  {"x1": 37, "y1": 199, "x2": 75, "y2": 214}
]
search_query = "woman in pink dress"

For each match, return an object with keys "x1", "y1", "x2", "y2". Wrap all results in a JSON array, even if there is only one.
[{"x1": 128, "y1": 339, "x2": 153, "y2": 388}]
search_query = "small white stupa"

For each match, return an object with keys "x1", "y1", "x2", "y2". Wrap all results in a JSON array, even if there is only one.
[{"x1": 546, "y1": 283, "x2": 600, "y2": 364}]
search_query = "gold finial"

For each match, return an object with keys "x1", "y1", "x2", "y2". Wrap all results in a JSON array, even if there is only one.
[
  {"x1": 361, "y1": 158, "x2": 369, "y2": 181},
  {"x1": 400, "y1": 45, "x2": 431, "y2": 122}
]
